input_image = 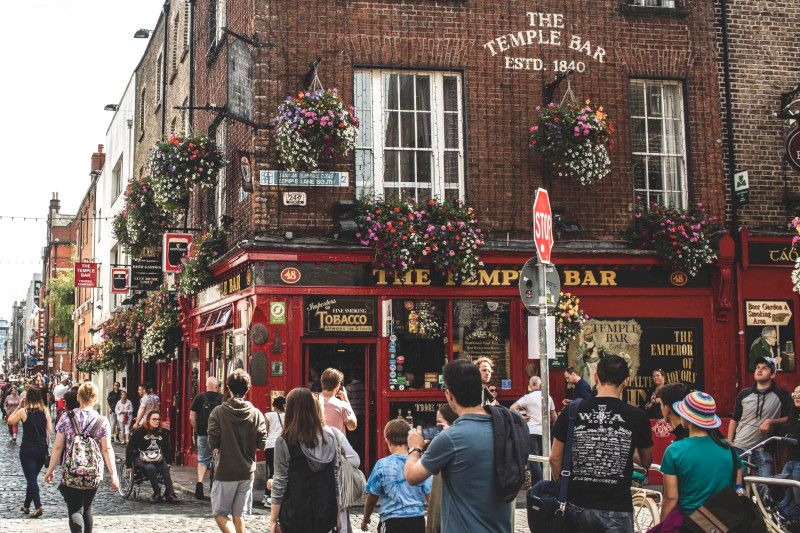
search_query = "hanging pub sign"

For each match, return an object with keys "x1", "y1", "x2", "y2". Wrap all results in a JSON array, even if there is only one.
[
  {"x1": 238, "y1": 150, "x2": 254, "y2": 192},
  {"x1": 131, "y1": 250, "x2": 163, "y2": 291},
  {"x1": 74, "y1": 261, "x2": 98, "y2": 288},
  {"x1": 304, "y1": 296, "x2": 377, "y2": 337},
  {"x1": 110, "y1": 267, "x2": 130, "y2": 294},
  {"x1": 163, "y1": 233, "x2": 193, "y2": 273},
  {"x1": 567, "y1": 317, "x2": 704, "y2": 407},
  {"x1": 786, "y1": 127, "x2": 800, "y2": 172}
]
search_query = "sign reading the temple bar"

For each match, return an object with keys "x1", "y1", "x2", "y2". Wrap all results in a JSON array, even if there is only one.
[
  {"x1": 786, "y1": 127, "x2": 800, "y2": 172},
  {"x1": 483, "y1": 11, "x2": 609, "y2": 72},
  {"x1": 304, "y1": 296, "x2": 377, "y2": 337},
  {"x1": 259, "y1": 170, "x2": 349, "y2": 188},
  {"x1": 163, "y1": 233, "x2": 192, "y2": 273},
  {"x1": 110, "y1": 267, "x2": 130, "y2": 294},
  {"x1": 131, "y1": 251, "x2": 163, "y2": 291},
  {"x1": 74, "y1": 261, "x2": 98, "y2": 288}
]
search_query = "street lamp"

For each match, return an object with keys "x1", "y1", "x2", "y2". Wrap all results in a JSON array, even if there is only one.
[
  {"x1": 104, "y1": 104, "x2": 119, "y2": 111},
  {"x1": 133, "y1": 29, "x2": 153, "y2": 39}
]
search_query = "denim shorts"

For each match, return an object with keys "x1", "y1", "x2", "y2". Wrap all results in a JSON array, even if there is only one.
[
  {"x1": 211, "y1": 478, "x2": 253, "y2": 517},
  {"x1": 197, "y1": 435, "x2": 213, "y2": 468}
]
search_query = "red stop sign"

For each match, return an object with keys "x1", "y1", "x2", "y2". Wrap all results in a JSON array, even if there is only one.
[{"x1": 533, "y1": 188, "x2": 554, "y2": 263}]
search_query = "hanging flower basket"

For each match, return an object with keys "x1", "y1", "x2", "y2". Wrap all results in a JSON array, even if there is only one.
[
  {"x1": 529, "y1": 100, "x2": 612, "y2": 185},
  {"x1": 791, "y1": 218, "x2": 800, "y2": 294},
  {"x1": 112, "y1": 176, "x2": 168, "y2": 257},
  {"x1": 272, "y1": 88, "x2": 359, "y2": 171},
  {"x1": 177, "y1": 229, "x2": 226, "y2": 297},
  {"x1": 355, "y1": 197, "x2": 484, "y2": 282},
  {"x1": 555, "y1": 292, "x2": 589, "y2": 350},
  {"x1": 626, "y1": 200, "x2": 717, "y2": 278},
  {"x1": 76, "y1": 347, "x2": 101, "y2": 374},
  {"x1": 140, "y1": 289, "x2": 182, "y2": 362},
  {"x1": 95, "y1": 340, "x2": 127, "y2": 371}
]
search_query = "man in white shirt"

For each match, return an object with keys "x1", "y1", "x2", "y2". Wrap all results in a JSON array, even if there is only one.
[
  {"x1": 511, "y1": 375, "x2": 556, "y2": 484},
  {"x1": 53, "y1": 377, "x2": 70, "y2": 401}
]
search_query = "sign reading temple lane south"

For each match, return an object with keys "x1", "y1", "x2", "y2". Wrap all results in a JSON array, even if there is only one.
[{"x1": 259, "y1": 170, "x2": 349, "y2": 188}]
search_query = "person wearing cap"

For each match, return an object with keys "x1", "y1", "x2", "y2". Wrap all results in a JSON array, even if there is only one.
[
  {"x1": 656, "y1": 392, "x2": 743, "y2": 529},
  {"x1": 728, "y1": 356, "x2": 791, "y2": 481}
]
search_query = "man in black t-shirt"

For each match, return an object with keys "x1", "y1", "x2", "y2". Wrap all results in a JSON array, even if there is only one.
[
  {"x1": 107, "y1": 381, "x2": 122, "y2": 442},
  {"x1": 550, "y1": 354, "x2": 653, "y2": 532},
  {"x1": 190, "y1": 376, "x2": 223, "y2": 499}
]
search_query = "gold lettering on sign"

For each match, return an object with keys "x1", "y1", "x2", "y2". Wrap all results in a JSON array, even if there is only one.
[
  {"x1": 563, "y1": 270, "x2": 617, "y2": 287},
  {"x1": 769, "y1": 248, "x2": 799, "y2": 262}
]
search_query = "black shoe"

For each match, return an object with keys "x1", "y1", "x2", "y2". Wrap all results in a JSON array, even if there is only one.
[
  {"x1": 195, "y1": 482, "x2": 204, "y2": 500},
  {"x1": 149, "y1": 494, "x2": 163, "y2": 504},
  {"x1": 165, "y1": 493, "x2": 180, "y2": 504},
  {"x1": 20, "y1": 506, "x2": 29, "y2": 515}
]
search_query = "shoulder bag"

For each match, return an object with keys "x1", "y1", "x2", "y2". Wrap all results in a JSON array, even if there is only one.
[
  {"x1": 526, "y1": 399, "x2": 582, "y2": 532},
  {"x1": 684, "y1": 446, "x2": 766, "y2": 533},
  {"x1": 335, "y1": 431, "x2": 366, "y2": 508}
]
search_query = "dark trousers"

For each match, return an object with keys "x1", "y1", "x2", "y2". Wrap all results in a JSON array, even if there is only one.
[
  {"x1": 59, "y1": 485, "x2": 97, "y2": 533},
  {"x1": 265, "y1": 447, "x2": 275, "y2": 496},
  {"x1": 133, "y1": 457, "x2": 175, "y2": 497},
  {"x1": 528, "y1": 434, "x2": 544, "y2": 484},
  {"x1": 20, "y1": 445, "x2": 47, "y2": 509},
  {"x1": 381, "y1": 516, "x2": 425, "y2": 533}
]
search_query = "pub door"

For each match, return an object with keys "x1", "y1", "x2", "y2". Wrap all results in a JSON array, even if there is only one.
[{"x1": 305, "y1": 342, "x2": 375, "y2": 471}]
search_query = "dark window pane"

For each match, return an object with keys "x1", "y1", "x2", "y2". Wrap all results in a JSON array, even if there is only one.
[
  {"x1": 384, "y1": 112, "x2": 398, "y2": 147},
  {"x1": 400, "y1": 151, "x2": 415, "y2": 182},
  {"x1": 384, "y1": 74, "x2": 398, "y2": 110},
  {"x1": 416, "y1": 76, "x2": 431, "y2": 111},
  {"x1": 444, "y1": 114, "x2": 459, "y2": 149},
  {"x1": 417, "y1": 113, "x2": 431, "y2": 148},
  {"x1": 453, "y1": 301, "x2": 511, "y2": 382},
  {"x1": 418, "y1": 187, "x2": 432, "y2": 204},
  {"x1": 400, "y1": 75, "x2": 415, "y2": 110},
  {"x1": 384, "y1": 186, "x2": 400, "y2": 201},
  {"x1": 384, "y1": 150, "x2": 398, "y2": 182},
  {"x1": 445, "y1": 188, "x2": 459, "y2": 202},
  {"x1": 630, "y1": 118, "x2": 646, "y2": 153},
  {"x1": 647, "y1": 84, "x2": 663, "y2": 117},
  {"x1": 390, "y1": 299, "x2": 447, "y2": 390},
  {"x1": 401, "y1": 112, "x2": 416, "y2": 148},
  {"x1": 443, "y1": 77, "x2": 458, "y2": 112},
  {"x1": 417, "y1": 152, "x2": 432, "y2": 184},
  {"x1": 648, "y1": 157, "x2": 663, "y2": 190},
  {"x1": 648, "y1": 119, "x2": 663, "y2": 153},
  {"x1": 633, "y1": 155, "x2": 646, "y2": 190},
  {"x1": 444, "y1": 152, "x2": 459, "y2": 184},
  {"x1": 629, "y1": 82, "x2": 645, "y2": 116},
  {"x1": 401, "y1": 187, "x2": 417, "y2": 201}
]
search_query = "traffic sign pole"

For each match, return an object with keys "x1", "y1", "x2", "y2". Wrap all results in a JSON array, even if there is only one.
[{"x1": 538, "y1": 259, "x2": 551, "y2": 480}]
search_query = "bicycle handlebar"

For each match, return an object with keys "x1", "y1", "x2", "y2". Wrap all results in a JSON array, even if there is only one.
[
  {"x1": 744, "y1": 476, "x2": 800, "y2": 489},
  {"x1": 739, "y1": 436, "x2": 797, "y2": 458}
]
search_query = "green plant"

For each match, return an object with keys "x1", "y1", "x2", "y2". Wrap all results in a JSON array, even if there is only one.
[
  {"x1": 177, "y1": 230, "x2": 226, "y2": 296},
  {"x1": 555, "y1": 292, "x2": 589, "y2": 349},
  {"x1": 273, "y1": 88, "x2": 359, "y2": 170},
  {"x1": 529, "y1": 100, "x2": 612, "y2": 185},
  {"x1": 140, "y1": 288, "x2": 181, "y2": 361},
  {"x1": 113, "y1": 176, "x2": 168, "y2": 257},
  {"x1": 48, "y1": 270, "x2": 75, "y2": 344},
  {"x1": 626, "y1": 200, "x2": 717, "y2": 277}
]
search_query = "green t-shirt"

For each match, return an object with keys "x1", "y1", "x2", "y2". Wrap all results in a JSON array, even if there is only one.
[{"x1": 660, "y1": 436, "x2": 742, "y2": 515}]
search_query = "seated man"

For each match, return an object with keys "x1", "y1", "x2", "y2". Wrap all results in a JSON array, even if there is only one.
[{"x1": 125, "y1": 411, "x2": 179, "y2": 503}]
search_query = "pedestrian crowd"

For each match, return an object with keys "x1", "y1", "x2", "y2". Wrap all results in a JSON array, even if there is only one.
[{"x1": 5, "y1": 349, "x2": 800, "y2": 533}]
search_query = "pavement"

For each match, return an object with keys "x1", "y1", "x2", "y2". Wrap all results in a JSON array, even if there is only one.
[{"x1": 0, "y1": 422, "x2": 532, "y2": 532}]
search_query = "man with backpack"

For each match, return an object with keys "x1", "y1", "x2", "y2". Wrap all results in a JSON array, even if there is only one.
[
  {"x1": 190, "y1": 376, "x2": 223, "y2": 500},
  {"x1": 549, "y1": 354, "x2": 653, "y2": 532},
  {"x1": 404, "y1": 359, "x2": 516, "y2": 532}
]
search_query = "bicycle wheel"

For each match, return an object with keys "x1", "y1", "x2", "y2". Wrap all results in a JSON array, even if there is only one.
[
  {"x1": 632, "y1": 490, "x2": 659, "y2": 532},
  {"x1": 745, "y1": 480, "x2": 784, "y2": 533}
]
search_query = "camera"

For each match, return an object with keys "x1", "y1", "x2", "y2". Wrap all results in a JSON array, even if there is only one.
[{"x1": 422, "y1": 426, "x2": 442, "y2": 441}]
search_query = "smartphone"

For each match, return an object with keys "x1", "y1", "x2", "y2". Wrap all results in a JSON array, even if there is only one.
[{"x1": 422, "y1": 426, "x2": 443, "y2": 441}]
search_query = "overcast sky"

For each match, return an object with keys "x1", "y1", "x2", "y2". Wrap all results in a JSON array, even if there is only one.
[{"x1": 0, "y1": 0, "x2": 164, "y2": 318}]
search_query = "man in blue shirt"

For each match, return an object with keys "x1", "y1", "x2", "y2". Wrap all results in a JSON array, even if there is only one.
[
  {"x1": 564, "y1": 366, "x2": 593, "y2": 405},
  {"x1": 404, "y1": 360, "x2": 512, "y2": 533}
]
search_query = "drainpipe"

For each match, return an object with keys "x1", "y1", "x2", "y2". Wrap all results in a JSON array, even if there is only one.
[
  {"x1": 188, "y1": 0, "x2": 195, "y2": 132},
  {"x1": 720, "y1": 0, "x2": 738, "y2": 239},
  {"x1": 161, "y1": 1, "x2": 170, "y2": 137}
]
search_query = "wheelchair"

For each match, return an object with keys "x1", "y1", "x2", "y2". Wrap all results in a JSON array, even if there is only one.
[{"x1": 116, "y1": 457, "x2": 167, "y2": 500}]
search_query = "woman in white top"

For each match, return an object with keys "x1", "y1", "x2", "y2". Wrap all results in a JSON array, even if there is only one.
[
  {"x1": 263, "y1": 395, "x2": 286, "y2": 505},
  {"x1": 114, "y1": 390, "x2": 134, "y2": 444}
]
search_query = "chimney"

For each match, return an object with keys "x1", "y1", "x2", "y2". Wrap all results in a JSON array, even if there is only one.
[
  {"x1": 90, "y1": 144, "x2": 105, "y2": 174},
  {"x1": 49, "y1": 192, "x2": 60, "y2": 216}
]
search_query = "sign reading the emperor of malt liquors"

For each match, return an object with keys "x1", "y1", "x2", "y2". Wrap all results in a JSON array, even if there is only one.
[{"x1": 483, "y1": 11, "x2": 609, "y2": 72}]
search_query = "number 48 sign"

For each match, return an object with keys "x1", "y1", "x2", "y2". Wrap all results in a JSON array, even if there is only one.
[{"x1": 533, "y1": 188, "x2": 554, "y2": 263}]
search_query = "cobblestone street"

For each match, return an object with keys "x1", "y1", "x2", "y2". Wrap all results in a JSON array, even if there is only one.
[{"x1": 0, "y1": 422, "x2": 531, "y2": 532}]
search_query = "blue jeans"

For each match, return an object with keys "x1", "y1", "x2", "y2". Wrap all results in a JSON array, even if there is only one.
[
  {"x1": 736, "y1": 447, "x2": 774, "y2": 499},
  {"x1": 779, "y1": 460, "x2": 800, "y2": 518},
  {"x1": 568, "y1": 504, "x2": 634, "y2": 532},
  {"x1": 528, "y1": 434, "x2": 543, "y2": 485},
  {"x1": 20, "y1": 445, "x2": 47, "y2": 509}
]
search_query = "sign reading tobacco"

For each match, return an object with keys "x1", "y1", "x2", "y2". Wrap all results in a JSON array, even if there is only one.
[{"x1": 304, "y1": 296, "x2": 377, "y2": 336}]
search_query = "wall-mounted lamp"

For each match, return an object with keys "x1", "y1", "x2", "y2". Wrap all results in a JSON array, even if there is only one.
[
  {"x1": 133, "y1": 29, "x2": 153, "y2": 39},
  {"x1": 104, "y1": 104, "x2": 119, "y2": 112}
]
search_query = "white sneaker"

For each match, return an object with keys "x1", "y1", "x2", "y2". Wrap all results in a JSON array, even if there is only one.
[{"x1": 262, "y1": 496, "x2": 271, "y2": 507}]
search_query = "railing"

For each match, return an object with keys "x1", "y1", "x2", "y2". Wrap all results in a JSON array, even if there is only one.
[{"x1": 744, "y1": 476, "x2": 800, "y2": 489}]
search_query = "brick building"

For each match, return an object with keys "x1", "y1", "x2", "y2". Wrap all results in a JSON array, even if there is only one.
[
  {"x1": 166, "y1": 0, "x2": 735, "y2": 468},
  {"x1": 41, "y1": 193, "x2": 77, "y2": 374},
  {"x1": 717, "y1": 0, "x2": 800, "y2": 391}
]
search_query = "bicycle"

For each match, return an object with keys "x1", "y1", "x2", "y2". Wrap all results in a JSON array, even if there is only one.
[{"x1": 739, "y1": 435, "x2": 800, "y2": 532}]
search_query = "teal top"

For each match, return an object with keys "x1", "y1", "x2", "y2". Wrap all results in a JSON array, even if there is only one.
[{"x1": 660, "y1": 436, "x2": 742, "y2": 515}]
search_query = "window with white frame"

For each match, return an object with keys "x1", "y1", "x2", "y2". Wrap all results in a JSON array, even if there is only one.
[
  {"x1": 354, "y1": 70, "x2": 464, "y2": 202},
  {"x1": 111, "y1": 155, "x2": 124, "y2": 200},
  {"x1": 215, "y1": 122, "x2": 227, "y2": 225},
  {"x1": 155, "y1": 50, "x2": 163, "y2": 106},
  {"x1": 630, "y1": 0, "x2": 676, "y2": 7},
  {"x1": 629, "y1": 80, "x2": 687, "y2": 208}
]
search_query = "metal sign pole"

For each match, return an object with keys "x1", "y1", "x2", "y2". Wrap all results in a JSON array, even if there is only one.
[{"x1": 539, "y1": 262, "x2": 551, "y2": 480}]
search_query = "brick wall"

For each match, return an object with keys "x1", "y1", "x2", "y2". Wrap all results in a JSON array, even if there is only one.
[
  {"x1": 191, "y1": 0, "x2": 725, "y2": 243},
  {"x1": 716, "y1": 0, "x2": 800, "y2": 232}
]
